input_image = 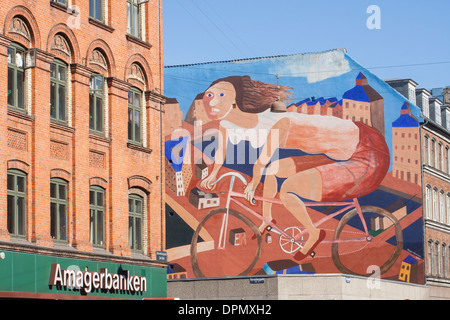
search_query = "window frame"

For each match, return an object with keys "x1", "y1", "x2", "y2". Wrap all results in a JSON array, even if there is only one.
[
  {"x1": 51, "y1": 0, "x2": 68, "y2": 6},
  {"x1": 128, "y1": 193, "x2": 143, "y2": 252},
  {"x1": 89, "y1": 0, "x2": 104, "y2": 22},
  {"x1": 89, "y1": 186, "x2": 105, "y2": 247},
  {"x1": 127, "y1": 87, "x2": 143, "y2": 145},
  {"x1": 50, "y1": 59, "x2": 68, "y2": 124},
  {"x1": 127, "y1": 0, "x2": 141, "y2": 39},
  {"x1": 7, "y1": 43, "x2": 27, "y2": 113},
  {"x1": 7, "y1": 169, "x2": 27, "y2": 238},
  {"x1": 50, "y1": 178, "x2": 68, "y2": 242},
  {"x1": 89, "y1": 74, "x2": 105, "y2": 135}
]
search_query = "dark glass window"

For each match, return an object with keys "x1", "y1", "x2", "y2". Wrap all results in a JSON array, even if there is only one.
[
  {"x1": 50, "y1": 59, "x2": 67, "y2": 124},
  {"x1": 50, "y1": 178, "x2": 68, "y2": 242},
  {"x1": 89, "y1": 75, "x2": 104, "y2": 135},
  {"x1": 90, "y1": 0, "x2": 104, "y2": 22},
  {"x1": 129, "y1": 194, "x2": 143, "y2": 251},
  {"x1": 127, "y1": 0, "x2": 140, "y2": 38},
  {"x1": 89, "y1": 186, "x2": 105, "y2": 247},
  {"x1": 7, "y1": 44, "x2": 26, "y2": 112},
  {"x1": 128, "y1": 88, "x2": 142, "y2": 144},
  {"x1": 7, "y1": 170, "x2": 27, "y2": 237}
]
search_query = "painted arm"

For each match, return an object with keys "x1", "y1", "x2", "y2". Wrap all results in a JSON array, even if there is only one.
[
  {"x1": 244, "y1": 117, "x2": 290, "y2": 202},
  {"x1": 201, "y1": 124, "x2": 228, "y2": 190}
]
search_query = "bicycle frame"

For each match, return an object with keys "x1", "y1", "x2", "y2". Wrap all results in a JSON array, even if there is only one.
[{"x1": 211, "y1": 172, "x2": 371, "y2": 249}]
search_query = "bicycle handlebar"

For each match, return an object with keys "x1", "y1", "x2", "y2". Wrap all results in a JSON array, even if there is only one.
[
  {"x1": 211, "y1": 172, "x2": 248, "y2": 186},
  {"x1": 211, "y1": 172, "x2": 257, "y2": 205}
]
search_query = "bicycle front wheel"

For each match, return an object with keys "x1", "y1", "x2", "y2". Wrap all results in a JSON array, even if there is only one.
[
  {"x1": 331, "y1": 206, "x2": 403, "y2": 277},
  {"x1": 191, "y1": 208, "x2": 262, "y2": 278}
]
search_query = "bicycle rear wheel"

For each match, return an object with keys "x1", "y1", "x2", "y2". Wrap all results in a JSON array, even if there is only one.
[
  {"x1": 331, "y1": 206, "x2": 403, "y2": 277},
  {"x1": 191, "y1": 208, "x2": 262, "y2": 278}
]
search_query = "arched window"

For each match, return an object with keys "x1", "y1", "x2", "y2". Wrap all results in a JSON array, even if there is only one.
[
  {"x1": 129, "y1": 193, "x2": 143, "y2": 251},
  {"x1": 446, "y1": 146, "x2": 450, "y2": 173},
  {"x1": 88, "y1": 49, "x2": 109, "y2": 136},
  {"x1": 431, "y1": 139, "x2": 436, "y2": 168},
  {"x1": 424, "y1": 135, "x2": 430, "y2": 165},
  {"x1": 50, "y1": 178, "x2": 68, "y2": 242},
  {"x1": 435, "y1": 241, "x2": 440, "y2": 276},
  {"x1": 89, "y1": 186, "x2": 105, "y2": 247},
  {"x1": 128, "y1": 87, "x2": 142, "y2": 145},
  {"x1": 89, "y1": 74, "x2": 104, "y2": 135},
  {"x1": 7, "y1": 169, "x2": 27, "y2": 237},
  {"x1": 442, "y1": 243, "x2": 448, "y2": 278},
  {"x1": 427, "y1": 239, "x2": 433, "y2": 275},
  {"x1": 440, "y1": 190, "x2": 446, "y2": 223},
  {"x1": 426, "y1": 185, "x2": 432, "y2": 219},
  {"x1": 433, "y1": 187, "x2": 439, "y2": 221},
  {"x1": 7, "y1": 43, "x2": 27, "y2": 112},
  {"x1": 50, "y1": 59, "x2": 68, "y2": 124}
]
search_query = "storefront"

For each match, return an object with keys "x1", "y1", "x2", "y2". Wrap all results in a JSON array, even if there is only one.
[{"x1": 0, "y1": 249, "x2": 167, "y2": 300}]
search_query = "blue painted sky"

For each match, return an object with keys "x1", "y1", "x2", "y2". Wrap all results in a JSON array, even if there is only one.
[
  {"x1": 165, "y1": 49, "x2": 420, "y2": 174},
  {"x1": 163, "y1": 0, "x2": 450, "y2": 91}
]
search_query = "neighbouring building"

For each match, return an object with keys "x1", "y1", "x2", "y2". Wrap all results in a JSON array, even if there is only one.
[
  {"x1": 387, "y1": 79, "x2": 450, "y2": 287},
  {"x1": 0, "y1": 0, "x2": 167, "y2": 299}
]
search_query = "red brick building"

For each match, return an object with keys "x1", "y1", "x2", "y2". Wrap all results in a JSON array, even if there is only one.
[{"x1": 0, "y1": 0, "x2": 167, "y2": 299}]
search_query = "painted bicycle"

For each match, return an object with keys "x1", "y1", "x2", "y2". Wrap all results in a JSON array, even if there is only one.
[{"x1": 190, "y1": 172, "x2": 403, "y2": 278}]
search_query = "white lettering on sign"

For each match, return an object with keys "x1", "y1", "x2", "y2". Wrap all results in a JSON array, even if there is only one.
[{"x1": 49, "y1": 263, "x2": 147, "y2": 294}]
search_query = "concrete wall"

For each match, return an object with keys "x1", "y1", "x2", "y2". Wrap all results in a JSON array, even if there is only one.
[{"x1": 168, "y1": 274, "x2": 450, "y2": 300}]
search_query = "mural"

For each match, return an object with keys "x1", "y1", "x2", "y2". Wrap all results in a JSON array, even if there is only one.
[{"x1": 164, "y1": 50, "x2": 424, "y2": 284}]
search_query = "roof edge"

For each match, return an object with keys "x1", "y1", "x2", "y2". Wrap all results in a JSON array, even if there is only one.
[{"x1": 164, "y1": 48, "x2": 348, "y2": 69}]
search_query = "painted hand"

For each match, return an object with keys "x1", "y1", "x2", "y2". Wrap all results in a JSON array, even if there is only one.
[
  {"x1": 200, "y1": 173, "x2": 217, "y2": 190},
  {"x1": 244, "y1": 181, "x2": 256, "y2": 205}
]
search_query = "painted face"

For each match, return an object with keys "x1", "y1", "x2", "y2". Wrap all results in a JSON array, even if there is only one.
[{"x1": 203, "y1": 81, "x2": 237, "y2": 120}]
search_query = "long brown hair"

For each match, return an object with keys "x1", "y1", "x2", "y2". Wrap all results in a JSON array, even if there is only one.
[{"x1": 207, "y1": 76, "x2": 293, "y2": 114}]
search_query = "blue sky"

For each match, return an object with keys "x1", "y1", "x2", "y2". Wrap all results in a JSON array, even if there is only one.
[{"x1": 163, "y1": 0, "x2": 450, "y2": 91}]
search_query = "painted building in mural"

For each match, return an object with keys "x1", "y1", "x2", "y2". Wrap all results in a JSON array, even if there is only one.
[
  {"x1": 387, "y1": 80, "x2": 450, "y2": 287},
  {"x1": 164, "y1": 49, "x2": 425, "y2": 285}
]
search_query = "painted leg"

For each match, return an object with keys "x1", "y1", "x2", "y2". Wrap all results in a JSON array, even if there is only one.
[
  {"x1": 259, "y1": 158, "x2": 297, "y2": 233},
  {"x1": 279, "y1": 168, "x2": 325, "y2": 257}
]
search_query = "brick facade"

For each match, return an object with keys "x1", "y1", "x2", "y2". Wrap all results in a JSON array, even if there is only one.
[
  {"x1": 0, "y1": 0, "x2": 166, "y2": 264},
  {"x1": 422, "y1": 126, "x2": 450, "y2": 281}
]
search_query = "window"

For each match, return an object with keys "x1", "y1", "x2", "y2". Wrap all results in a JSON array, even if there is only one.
[
  {"x1": 128, "y1": 88, "x2": 142, "y2": 144},
  {"x1": 50, "y1": 60, "x2": 67, "y2": 124},
  {"x1": 424, "y1": 135, "x2": 429, "y2": 165},
  {"x1": 446, "y1": 146, "x2": 450, "y2": 174},
  {"x1": 431, "y1": 139, "x2": 436, "y2": 168},
  {"x1": 426, "y1": 185, "x2": 432, "y2": 219},
  {"x1": 447, "y1": 193, "x2": 450, "y2": 225},
  {"x1": 89, "y1": 75, "x2": 104, "y2": 135},
  {"x1": 440, "y1": 190, "x2": 446, "y2": 223},
  {"x1": 51, "y1": 0, "x2": 68, "y2": 6},
  {"x1": 442, "y1": 244, "x2": 448, "y2": 278},
  {"x1": 89, "y1": 186, "x2": 105, "y2": 247},
  {"x1": 127, "y1": 0, "x2": 140, "y2": 38},
  {"x1": 129, "y1": 194, "x2": 143, "y2": 251},
  {"x1": 90, "y1": 0, "x2": 104, "y2": 22},
  {"x1": 7, "y1": 44, "x2": 26, "y2": 112},
  {"x1": 433, "y1": 187, "x2": 439, "y2": 221},
  {"x1": 50, "y1": 179, "x2": 68, "y2": 242},
  {"x1": 7, "y1": 170, "x2": 27, "y2": 237}
]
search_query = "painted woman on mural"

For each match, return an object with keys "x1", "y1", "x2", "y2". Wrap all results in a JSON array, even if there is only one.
[{"x1": 200, "y1": 75, "x2": 390, "y2": 261}]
